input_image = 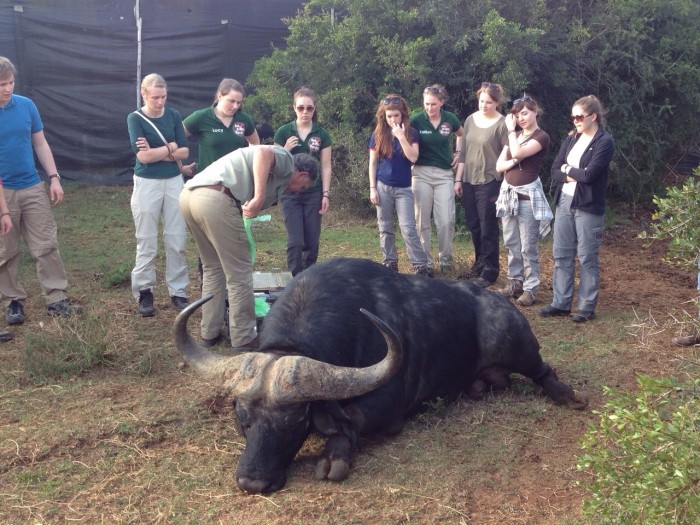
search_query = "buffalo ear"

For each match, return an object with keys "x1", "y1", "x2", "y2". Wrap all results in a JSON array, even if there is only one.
[
  {"x1": 312, "y1": 407, "x2": 340, "y2": 435},
  {"x1": 311, "y1": 401, "x2": 351, "y2": 435}
]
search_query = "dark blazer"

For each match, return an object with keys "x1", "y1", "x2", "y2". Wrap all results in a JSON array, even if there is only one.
[{"x1": 550, "y1": 127, "x2": 615, "y2": 216}]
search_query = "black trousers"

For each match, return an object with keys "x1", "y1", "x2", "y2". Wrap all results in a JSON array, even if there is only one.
[{"x1": 460, "y1": 179, "x2": 501, "y2": 282}]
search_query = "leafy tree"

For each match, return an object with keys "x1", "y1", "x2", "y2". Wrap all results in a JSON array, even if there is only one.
[{"x1": 245, "y1": 0, "x2": 700, "y2": 211}]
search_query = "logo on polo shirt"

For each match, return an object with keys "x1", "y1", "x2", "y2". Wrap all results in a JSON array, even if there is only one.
[
  {"x1": 439, "y1": 123, "x2": 452, "y2": 136},
  {"x1": 308, "y1": 136, "x2": 321, "y2": 153},
  {"x1": 234, "y1": 122, "x2": 246, "y2": 136}
]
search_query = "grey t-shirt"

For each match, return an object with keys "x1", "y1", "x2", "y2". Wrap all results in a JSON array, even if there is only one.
[
  {"x1": 185, "y1": 145, "x2": 294, "y2": 210},
  {"x1": 458, "y1": 114, "x2": 508, "y2": 185}
]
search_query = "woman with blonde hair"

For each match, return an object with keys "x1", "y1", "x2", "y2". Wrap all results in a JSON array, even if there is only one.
[
  {"x1": 410, "y1": 84, "x2": 464, "y2": 275},
  {"x1": 539, "y1": 95, "x2": 615, "y2": 322},
  {"x1": 127, "y1": 73, "x2": 190, "y2": 317},
  {"x1": 368, "y1": 94, "x2": 429, "y2": 275}
]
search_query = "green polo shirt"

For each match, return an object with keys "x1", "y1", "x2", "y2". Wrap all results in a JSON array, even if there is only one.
[
  {"x1": 127, "y1": 107, "x2": 188, "y2": 179},
  {"x1": 410, "y1": 110, "x2": 462, "y2": 170},
  {"x1": 183, "y1": 107, "x2": 256, "y2": 171},
  {"x1": 274, "y1": 121, "x2": 332, "y2": 192}
]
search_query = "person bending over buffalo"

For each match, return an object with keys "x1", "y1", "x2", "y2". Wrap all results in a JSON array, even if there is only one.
[{"x1": 179, "y1": 145, "x2": 318, "y2": 351}]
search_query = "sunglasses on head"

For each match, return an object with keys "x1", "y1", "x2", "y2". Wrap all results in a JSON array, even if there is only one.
[
  {"x1": 296, "y1": 105, "x2": 315, "y2": 112},
  {"x1": 481, "y1": 82, "x2": 496, "y2": 89},
  {"x1": 513, "y1": 95, "x2": 533, "y2": 105},
  {"x1": 570, "y1": 114, "x2": 590, "y2": 123},
  {"x1": 424, "y1": 86, "x2": 441, "y2": 94},
  {"x1": 382, "y1": 96, "x2": 401, "y2": 105}
]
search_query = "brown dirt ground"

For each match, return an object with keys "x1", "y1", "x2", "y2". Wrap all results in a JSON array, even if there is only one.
[{"x1": 1, "y1": 213, "x2": 698, "y2": 525}]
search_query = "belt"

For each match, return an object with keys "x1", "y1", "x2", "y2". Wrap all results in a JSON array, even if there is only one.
[{"x1": 197, "y1": 183, "x2": 235, "y2": 200}]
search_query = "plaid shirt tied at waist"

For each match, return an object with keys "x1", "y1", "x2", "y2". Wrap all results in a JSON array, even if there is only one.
[{"x1": 495, "y1": 178, "x2": 553, "y2": 239}]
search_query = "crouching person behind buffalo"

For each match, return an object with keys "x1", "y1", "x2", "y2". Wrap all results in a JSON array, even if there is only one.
[
  {"x1": 179, "y1": 146, "x2": 318, "y2": 350},
  {"x1": 175, "y1": 258, "x2": 586, "y2": 494}
]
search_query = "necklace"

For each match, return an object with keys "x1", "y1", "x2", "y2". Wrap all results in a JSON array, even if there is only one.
[
  {"x1": 520, "y1": 126, "x2": 539, "y2": 138},
  {"x1": 518, "y1": 127, "x2": 539, "y2": 146}
]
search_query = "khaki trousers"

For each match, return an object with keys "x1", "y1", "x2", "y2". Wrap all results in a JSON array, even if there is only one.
[
  {"x1": 0, "y1": 182, "x2": 69, "y2": 305},
  {"x1": 412, "y1": 165, "x2": 455, "y2": 267},
  {"x1": 179, "y1": 186, "x2": 256, "y2": 347}
]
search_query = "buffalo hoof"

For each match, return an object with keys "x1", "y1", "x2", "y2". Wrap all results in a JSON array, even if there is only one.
[
  {"x1": 568, "y1": 391, "x2": 588, "y2": 410},
  {"x1": 467, "y1": 379, "x2": 487, "y2": 400},
  {"x1": 315, "y1": 456, "x2": 350, "y2": 481}
]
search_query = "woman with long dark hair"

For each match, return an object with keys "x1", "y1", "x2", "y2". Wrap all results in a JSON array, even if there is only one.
[{"x1": 368, "y1": 94, "x2": 429, "y2": 275}]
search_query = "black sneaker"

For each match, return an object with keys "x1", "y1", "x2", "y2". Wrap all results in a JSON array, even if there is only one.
[
  {"x1": 6, "y1": 300, "x2": 25, "y2": 325},
  {"x1": 0, "y1": 330, "x2": 14, "y2": 342},
  {"x1": 171, "y1": 296, "x2": 189, "y2": 311},
  {"x1": 539, "y1": 305, "x2": 571, "y2": 318},
  {"x1": 201, "y1": 333, "x2": 223, "y2": 347},
  {"x1": 138, "y1": 289, "x2": 156, "y2": 317},
  {"x1": 47, "y1": 299, "x2": 83, "y2": 317},
  {"x1": 232, "y1": 335, "x2": 259, "y2": 352},
  {"x1": 571, "y1": 311, "x2": 595, "y2": 323}
]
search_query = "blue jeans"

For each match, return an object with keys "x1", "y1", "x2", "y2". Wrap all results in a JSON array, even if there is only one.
[
  {"x1": 501, "y1": 199, "x2": 541, "y2": 293},
  {"x1": 461, "y1": 179, "x2": 501, "y2": 282},
  {"x1": 376, "y1": 182, "x2": 429, "y2": 267},
  {"x1": 281, "y1": 190, "x2": 323, "y2": 276},
  {"x1": 551, "y1": 193, "x2": 605, "y2": 313}
]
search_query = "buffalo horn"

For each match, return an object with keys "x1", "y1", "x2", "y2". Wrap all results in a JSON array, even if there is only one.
[
  {"x1": 174, "y1": 298, "x2": 403, "y2": 404},
  {"x1": 259, "y1": 308, "x2": 404, "y2": 405},
  {"x1": 173, "y1": 294, "x2": 245, "y2": 374}
]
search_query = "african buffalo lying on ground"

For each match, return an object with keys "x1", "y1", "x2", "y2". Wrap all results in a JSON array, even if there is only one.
[{"x1": 174, "y1": 257, "x2": 586, "y2": 494}]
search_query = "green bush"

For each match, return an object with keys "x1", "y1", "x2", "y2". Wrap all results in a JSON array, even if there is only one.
[
  {"x1": 577, "y1": 374, "x2": 700, "y2": 524},
  {"x1": 245, "y1": 0, "x2": 700, "y2": 210},
  {"x1": 640, "y1": 168, "x2": 700, "y2": 272}
]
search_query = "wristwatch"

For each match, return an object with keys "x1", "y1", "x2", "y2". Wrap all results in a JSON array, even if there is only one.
[{"x1": 49, "y1": 173, "x2": 61, "y2": 180}]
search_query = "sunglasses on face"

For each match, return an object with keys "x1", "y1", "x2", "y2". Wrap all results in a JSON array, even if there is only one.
[
  {"x1": 424, "y1": 86, "x2": 441, "y2": 94},
  {"x1": 382, "y1": 96, "x2": 401, "y2": 105},
  {"x1": 513, "y1": 95, "x2": 533, "y2": 105},
  {"x1": 296, "y1": 105, "x2": 315, "y2": 112},
  {"x1": 570, "y1": 114, "x2": 590, "y2": 123}
]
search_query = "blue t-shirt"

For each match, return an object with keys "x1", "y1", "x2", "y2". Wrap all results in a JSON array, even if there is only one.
[
  {"x1": 369, "y1": 128, "x2": 419, "y2": 188},
  {"x1": 0, "y1": 94, "x2": 44, "y2": 190}
]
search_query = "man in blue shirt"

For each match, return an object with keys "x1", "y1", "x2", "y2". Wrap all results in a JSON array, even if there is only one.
[{"x1": 0, "y1": 57, "x2": 82, "y2": 325}]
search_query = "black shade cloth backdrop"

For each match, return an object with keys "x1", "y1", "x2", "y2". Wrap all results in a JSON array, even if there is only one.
[{"x1": 1, "y1": 0, "x2": 303, "y2": 184}]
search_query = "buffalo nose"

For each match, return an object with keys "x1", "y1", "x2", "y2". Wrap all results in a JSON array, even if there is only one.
[{"x1": 237, "y1": 476, "x2": 272, "y2": 494}]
